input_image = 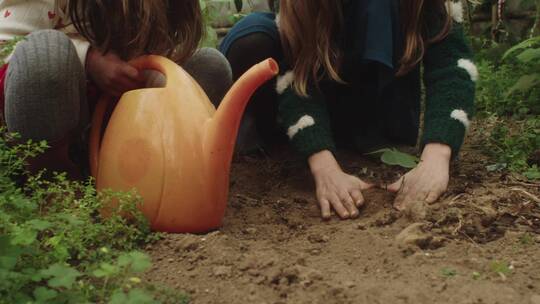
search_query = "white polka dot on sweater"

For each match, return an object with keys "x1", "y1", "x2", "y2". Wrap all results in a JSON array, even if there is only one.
[
  {"x1": 458, "y1": 59, "x2": 479, "y2": 82},
  {"x1": 446, "y1": 1, "x2": 464, "y2": 23},
  {"x1": 450, "y1": 109, "x2": 470, "y2": 130},
  {"x1": 288, "y1": 115, "x2": 315, "y2": 139},
  {"x1": 276, "y1": 71, "x2": 294, "y2": 94}
]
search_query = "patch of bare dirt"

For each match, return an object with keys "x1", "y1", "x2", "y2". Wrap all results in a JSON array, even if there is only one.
[{"x1": 145, "y1": 124, "x2": 540, "y2": 304}]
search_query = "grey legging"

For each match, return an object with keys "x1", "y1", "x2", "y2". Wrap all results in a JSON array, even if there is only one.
[{"x1": 4, "y1": 29, "x2": 232, "y2": 143}]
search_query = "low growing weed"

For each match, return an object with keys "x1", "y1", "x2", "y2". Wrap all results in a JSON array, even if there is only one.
[{"x1": 0, "y1": 128, "x2": 186, "y2": 303}]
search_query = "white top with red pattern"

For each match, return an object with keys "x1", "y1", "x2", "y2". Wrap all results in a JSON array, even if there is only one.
[{"x1": 0, "y1": 0, "x2": 90, "y2": 67}]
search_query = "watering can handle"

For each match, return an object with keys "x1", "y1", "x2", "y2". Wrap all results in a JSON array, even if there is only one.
[{"x1": 89, "y1": 55, "x2": 182, "y2": 178}]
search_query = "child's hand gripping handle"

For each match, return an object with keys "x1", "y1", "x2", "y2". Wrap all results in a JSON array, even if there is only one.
[{"x1": 89, "y1": 55, "x2": 181, "y2": 179}]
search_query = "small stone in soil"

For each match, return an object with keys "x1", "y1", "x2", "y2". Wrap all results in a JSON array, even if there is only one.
[
  {"x1": 244, "y1": 228, "x2": 257, "y2": 234},
  {"x1": 213, "y1": 265, "x2": 233, "y2": 278},
  {"x1": 396, "y1": 223, "x2": 444, "y2": 250},
  {"x1": 403, "y1": 200, "x2": 428, "y2": 222},
  {"x1": 357, "y1": 223, "x2": 367, "y2": 230},
  {"x1": 344, "y1": 280, "x2": 356, "y2": 288},
  {"x1": 308, "y1": 234, "x2": 330, "y2": 243},
  {"x1": 310, "y1": 249, "x2": 322, "y2": 255},
  {"x1": 373, "y1": 211, "x2": 400, "y2": 226}
]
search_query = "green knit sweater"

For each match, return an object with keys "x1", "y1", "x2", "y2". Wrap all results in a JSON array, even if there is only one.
[{"x1": 276, "y1": 2, "x2": 477, "y2": 159}]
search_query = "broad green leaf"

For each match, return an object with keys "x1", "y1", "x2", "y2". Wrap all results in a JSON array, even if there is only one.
[
  {"x1": 109, "y1": 290, "x2": 128, "y2": 304},
  {"x1": 516, "y1": 48, "x2": 540, "y2": 63},
  {"x1": 117, "y1": 252, "x2": 151, "y2": 273},
  {"x1": 11, "y1": 227, "x2": 37, "y2": 246},
  {"x1": 0, "y1": 236, "x2": 23, "y2": 270},
  {"x1": 26, "y1": 219, "x2": 53, "y2": 231},
  {"x1": 126, "y1": 288, "x2": 157, "y2": 304},
  {"x1": 41, "y1": 264, "x2": 81, "y2": 289},
  {"x1": 33, "y1": 287, "x2": 58, "y2": 302},
  {"x1": 93, "y1": 263, "x2": 120, "y2": 278},
  {"x1": 367, "y1": 148, "x2": 419, "y2": 169},
  {"x1": 506, "y1": 74, "x2": 540, "y2": 96},
  {"x1": 503, "y1": 36, "x2": 540, "y2": 60}
]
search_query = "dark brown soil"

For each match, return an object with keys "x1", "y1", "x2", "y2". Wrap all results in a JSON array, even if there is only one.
[{"x1": 145, "y1": 123, "x2": 540, "y2": 304}]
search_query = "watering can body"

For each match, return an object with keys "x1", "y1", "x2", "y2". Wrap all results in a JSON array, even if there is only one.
[{"x1": 90, "y1": 55, "x2": 278, "y2": 233}]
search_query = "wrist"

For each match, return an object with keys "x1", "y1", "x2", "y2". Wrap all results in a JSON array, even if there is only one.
[
  {"x1": 421, "y1": 143, "x2": 452, "y2": 163},
  {"x1": 308, "y1": 150, "x2": 340, "y2": 175}
]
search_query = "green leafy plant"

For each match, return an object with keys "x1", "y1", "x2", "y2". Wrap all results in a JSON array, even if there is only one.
[
  {"x1": 476, "y1": 39, "x2": 540, "y2": 180},
  {"x1": 0, "y1": 36, "x2": 23, "y2": 65},
  {"x1": 441, "y1": 268, "x2": 458, "y2": 278},
  {"x1": 490, "y1": 261, "x2": 512, "y2": 277},
  {"x1": 503, "y1": 36, "x2": 540, "y2": 96},
  {"x1": 367, "y1": 148, "x2": 420, "y2": 169},
  {"x1": 199, "y1": 0, "x2": 219, "y2": 48},
  {"x1": 0, "y1": 128, "x2": 187, "y2": 303}
]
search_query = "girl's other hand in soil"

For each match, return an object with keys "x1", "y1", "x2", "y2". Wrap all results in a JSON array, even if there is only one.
[
  {"x1": 86, "y1": 48, "x2": 142, "y2": 97},
  {"x1": 309, "y1": 150, "x2": 373, "y2": 220},
  {"x1": 386, "y1": 143, "x2": 451, "y2": 210}
]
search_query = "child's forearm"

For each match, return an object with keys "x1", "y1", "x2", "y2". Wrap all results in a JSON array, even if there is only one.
[
  {"x1": 421, "y1": 143, "x2": 452, "y2": 163},
  {"x1": 308, "y1": 150, "x2": 340, "y2": 175}
]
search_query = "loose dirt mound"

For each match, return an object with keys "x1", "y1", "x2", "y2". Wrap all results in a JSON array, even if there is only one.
[{"x1": 146, "y1": 128, "x2": 540, "y2": 304}]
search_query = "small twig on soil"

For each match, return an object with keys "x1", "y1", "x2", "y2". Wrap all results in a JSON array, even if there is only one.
[
  {"x1": 449, "y1": 193, "x2": 467, "y2": 205},
  {"x1": 507, "y1": 176, "x2": 540, "y2": 188},
  {"x1": 453, "y1": 218, "x2": 464, "y2": 235},
  {"x1": 507, "y1": 180, "x2": 540, "y2": 188},
  {"x1": 459, "y1": 231, "x2": 483, "y2": 251},
  {"x1": 510, "y1": 187, "x2": 540, "y2": 205}
]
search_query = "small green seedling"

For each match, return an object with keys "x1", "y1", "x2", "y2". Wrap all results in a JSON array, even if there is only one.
[
  {"x1": 472, "y1": 271, "x2": 482, "y2": 280},
  {"x1": 519, "y1": 233, "x2": 534, "y2": 246},
  {"x1": 490, "y1": 261, "x2": 512, "y2": 280},
  {"x1": 441, "y1": 268, "x2": 458, "y2": 278},
  {"x1": 367, "y1": 148, "x2": 420, "y2": 169}
]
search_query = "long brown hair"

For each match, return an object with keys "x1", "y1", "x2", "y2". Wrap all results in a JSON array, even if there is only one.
[
  {"x1": 68, "y1": 0, "x2": 203, "y2": 63},
  {"x1": 274, "y1": 0, "x2": 452, "y2": 96},
  {"x1": 398, "y1": 0, "x2": 452, "y2": 75}
]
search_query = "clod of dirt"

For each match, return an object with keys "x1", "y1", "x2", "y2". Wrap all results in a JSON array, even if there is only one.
[
  {"x1": 403, "y1": 200, "x2": 428, "y2": 222},
  {"x1": 396, "y1": 223, "x2": 445, "y2": 250},
  {"x1": 244, "y1": 227, "x2": 257, "y2": 234},
  {"x1": 356, "y1": 223, "x2": 367, "y2": 230},
  {"x1": 307, "y1": 234, "x2": 330, "y2": 243},
  {"x1": 174, "y1": 235, "x2": 200, "y2": 252},
  {"x1": 373, "y1": 211, "x2": 401, "y2": 227},
  {"x1": 478, "y1": 205, "x2": 499, "y2": 226},
  {"x1": 212, "y1": 266, "x2": 233, "y2": 278}
]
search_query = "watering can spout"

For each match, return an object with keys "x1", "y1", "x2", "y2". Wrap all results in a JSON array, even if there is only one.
[
  {"x1": 206, "y1": 58, "x2": 279, "y2": 171},
  {"x1": 90, "y1": 56, "x2": 278, "y2": 233}
]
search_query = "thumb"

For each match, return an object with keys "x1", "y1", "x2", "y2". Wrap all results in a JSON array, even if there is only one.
[
  {"x1": 121, "y1": 63, "x2": 140, "y2": 80},
  {"x1": 385, "y1": 176, "x2": 404, "y2": 193},
  {"x1": 359, "y1": 180, "x2": 374, "y2": 191}
]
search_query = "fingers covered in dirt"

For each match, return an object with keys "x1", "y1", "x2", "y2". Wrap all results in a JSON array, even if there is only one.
[
  {"x1": 308, "y1": 150, "x2": 373, "y2": 220},
  {"x1": 385, "y1": 144, "x2": 451, "y2": 211}
]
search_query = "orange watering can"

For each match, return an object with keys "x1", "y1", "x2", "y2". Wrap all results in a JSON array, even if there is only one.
[{"x1": 89, "y1": 55, "x2": 278, "y2": 233}]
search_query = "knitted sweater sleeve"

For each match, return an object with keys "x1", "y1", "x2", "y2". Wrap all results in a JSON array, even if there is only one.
[
  {"x1": 276, "y1": 69, "x2": 336, "y2": 158},
  {"x1": 421, "y1": 14, "x2": 477, "y2": 156}
]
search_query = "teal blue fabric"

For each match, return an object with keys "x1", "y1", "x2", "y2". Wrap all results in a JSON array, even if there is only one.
[
  {"x1": 219, "y1": 12, "x2": 279, "y2": 56},
  {"x1": 220, "y1": 0, "x2": 400, "y2": 76}
]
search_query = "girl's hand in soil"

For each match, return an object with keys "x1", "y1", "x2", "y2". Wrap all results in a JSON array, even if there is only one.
[
  {"x1": 386, "y1": 143, "x2": 451, "y2": 210},
  {"x1": 309, "y1": 150, "x2": 374, "y2": 220},
  {"x1": 86, "y1": 48, "x2": 142, "y2": 97}
]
